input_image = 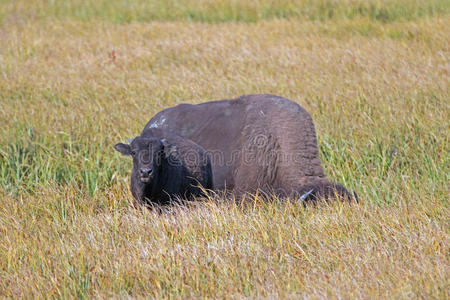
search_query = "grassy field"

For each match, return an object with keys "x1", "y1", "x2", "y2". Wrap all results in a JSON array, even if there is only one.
[{"x1": 0, "y1": 0, "x2": 449, "y2": 298}]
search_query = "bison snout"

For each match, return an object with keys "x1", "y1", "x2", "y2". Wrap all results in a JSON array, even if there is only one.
[
  {"x1": 139, "y1": 168, "x2": 153, "y2": 182},
  {"x1": 140, "y1": 168, "x2": 153, "y2": 176}
]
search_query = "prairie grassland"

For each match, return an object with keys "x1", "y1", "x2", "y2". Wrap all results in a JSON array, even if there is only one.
[
  {"x1": 0, "y1": 0, "x2": 449, "y2": 298},
  {"x1": 1, "y1": 0, "x2": 449, "y2": 23}
]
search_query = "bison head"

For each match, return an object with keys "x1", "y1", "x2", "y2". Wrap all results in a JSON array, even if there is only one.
[{"x1": 114, "y1": 137, "x2": 176, "y2": 183}]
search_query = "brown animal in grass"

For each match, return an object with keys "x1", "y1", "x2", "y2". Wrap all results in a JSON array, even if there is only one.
[{"x1": 142, "y1": 94, "x2": 356, "y2": 203}]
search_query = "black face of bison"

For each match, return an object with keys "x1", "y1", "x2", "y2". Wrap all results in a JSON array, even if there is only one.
[
  {"x1": 114, "y1": 130, "x2": 213, "y2": 206},
  {"x1": 114, "y1": 137, "x2": 168, "y2": 184}
]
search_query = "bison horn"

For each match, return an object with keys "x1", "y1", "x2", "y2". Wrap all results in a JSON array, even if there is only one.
[{"x1": 128, "y1": 138, "x2": 134, "y2": 143}]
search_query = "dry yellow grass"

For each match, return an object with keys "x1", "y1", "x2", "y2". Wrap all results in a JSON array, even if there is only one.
[
  {"x1": 0, "y1": 1, "x2": 449, "y2": 298},
  {"x1": 1, "y1": 191, "x2": 448, "y2": 298}
]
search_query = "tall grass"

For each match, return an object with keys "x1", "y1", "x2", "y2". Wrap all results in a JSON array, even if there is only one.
[
  {"x1": 0, "y1": 124, "x2": 123, "y2": 197},
  {"x1": 0, "y1": 0, "x2": 449, "y2": 298}
]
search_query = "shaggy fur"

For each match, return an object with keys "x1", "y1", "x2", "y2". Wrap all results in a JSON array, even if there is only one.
[{"x1": 144, "y1": 94, "x2": 356, "y2": 202}]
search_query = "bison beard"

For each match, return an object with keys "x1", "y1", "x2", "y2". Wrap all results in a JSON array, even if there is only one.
[{"x1": 143, "y1": 94, "x2": 357, "y2": 203}]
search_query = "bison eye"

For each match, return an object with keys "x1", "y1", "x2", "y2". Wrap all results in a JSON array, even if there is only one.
[{"x1": 131, "y1": 150, "x2": 136, "y2": 156}]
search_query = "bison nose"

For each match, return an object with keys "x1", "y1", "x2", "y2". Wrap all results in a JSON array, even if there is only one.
[{"x1": 139, "y1": 168, "x2": 152, "y2": 177}]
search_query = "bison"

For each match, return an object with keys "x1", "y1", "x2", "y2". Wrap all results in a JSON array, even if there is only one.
[
  {"x1": 143, "y1": 94, "x2": 356, "y2": 203},
  {"x1": 114, "y1": 128, "x2": 213, "y2": 206}
]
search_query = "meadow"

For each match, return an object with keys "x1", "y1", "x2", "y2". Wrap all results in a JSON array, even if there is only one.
[{"x1": 0, "y1": 0, "x2": 449, "y2": 298}]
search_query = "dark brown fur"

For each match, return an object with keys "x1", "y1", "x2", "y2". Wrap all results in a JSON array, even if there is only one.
[{"x1": 143, "y1": 94, "x2": 356, "y2": 202}]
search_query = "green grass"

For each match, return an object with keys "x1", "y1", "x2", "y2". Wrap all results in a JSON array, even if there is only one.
[
  {"x1": 0, "y1": 123, "x2": 122, "y2": 197},
  {"x1": 1, "y1": 0, "x2": 449, "y2": 23},
  {"x1": 0, "y1": 0, "x2": 449, "y2": 298}
]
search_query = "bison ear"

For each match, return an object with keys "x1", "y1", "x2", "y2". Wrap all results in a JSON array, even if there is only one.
[
  {"x1": 114, "y1": 143, "x2": 131, "y2": 155},
  {"x1": 161, "y1": 138, "x2": 177, "y2": 158}
]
